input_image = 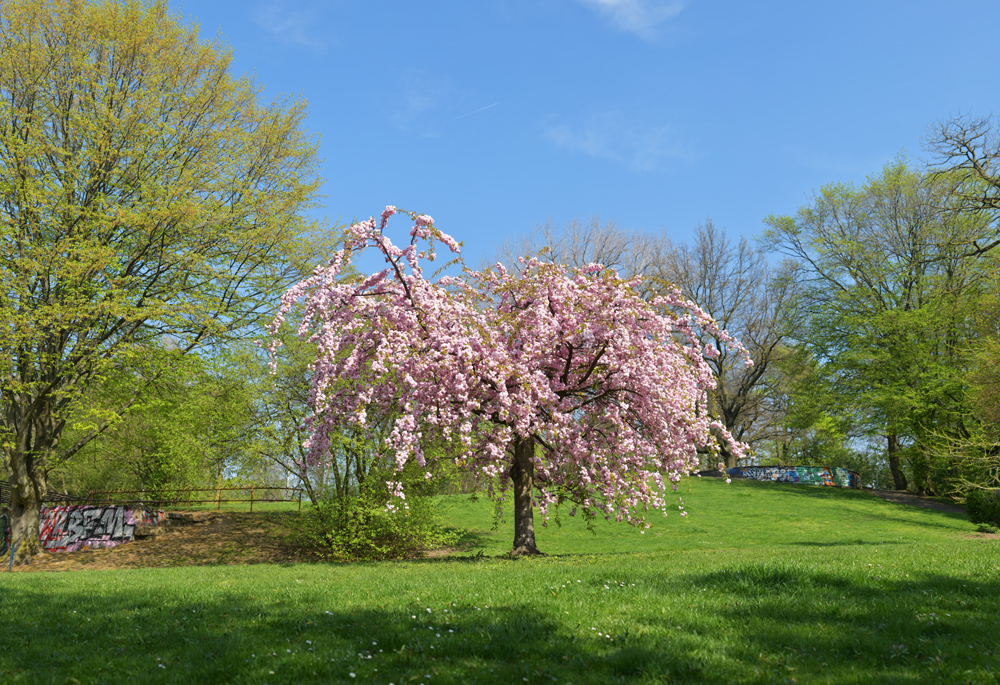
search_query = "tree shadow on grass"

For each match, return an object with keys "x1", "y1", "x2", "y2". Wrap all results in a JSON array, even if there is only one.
[
  {"x1": 669, "y1": 563, "x2": 1000, "y2": 684},
  {"x1": 789, "y1": 539, "x2": 908, "y2": 547},
  {"x1": 3, "y1": 558, "x2": 999, "y2": 685},
  {"x1": 0, "y1": 579, "x2": 722, "y2": 685},
  {"x1": 438, "y1": 524, "x2": 494, "y2": 551}
]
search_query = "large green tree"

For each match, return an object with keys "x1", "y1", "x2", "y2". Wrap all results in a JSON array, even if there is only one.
[
  {"x1": 52, "y1": 348, "x2": 253, "y2": 497},
  {"x1": 0, "y1": 0, "x2": 323, "y2": 563},
  {"x1": 762, "y1": 158, "x2": 993, "y2": 492}
]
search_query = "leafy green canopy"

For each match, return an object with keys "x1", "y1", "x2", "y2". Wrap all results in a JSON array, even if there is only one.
[
  {"x1": 0, "y1": 0, "x2": 323, "y2": 562},
  {"x1": 762, "y1": 158, "x2": 996, "y2": 493}
]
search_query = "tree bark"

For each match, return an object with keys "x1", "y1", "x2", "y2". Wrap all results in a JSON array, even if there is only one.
[
  {"x1": 7, "y1": 452, "x2": 47, "y2": 565},
  {"x1": 887, "y1": 433, "x2": 908, "y2": 491},
  {"x1": 510, "y1": 435, "x2": 542, "y2": 556}
]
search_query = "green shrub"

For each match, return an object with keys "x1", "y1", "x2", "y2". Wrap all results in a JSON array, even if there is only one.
[
  {"x1": 965, "y1": 488, "x2": 1000, "y2": 527},
  {"x1": 308, "y1": 467, "x2": 458, "y2": 561}
]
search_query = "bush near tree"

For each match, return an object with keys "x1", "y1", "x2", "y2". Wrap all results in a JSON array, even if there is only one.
[{"x1": 965, "y1": 488, "x2": 1000, "y2": 528}]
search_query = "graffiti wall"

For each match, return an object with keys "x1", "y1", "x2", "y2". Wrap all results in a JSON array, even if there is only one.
[
  {"x1": 133, "y1": 508, "x2": 167, "y2": 527},
  {"x1": 2, "y1": 505, "x2": 166, "y2": 554},
  {"x1": 39, "y1": 505, "x2": 137, "y2": 551},
  {"x1": 727, "y1": 465, "x2": 861, "y2": 489}
]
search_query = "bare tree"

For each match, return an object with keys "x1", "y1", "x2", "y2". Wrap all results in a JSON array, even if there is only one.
[
  {"x1": 654, "y1": 220, "x2": 797, "y2": 468},
  {"x1": 491, "y1": 216, "x2": 661, "y2": 295},
  {"x1": 927, "y1": 114, "x2": 1000, "y2": 223}
]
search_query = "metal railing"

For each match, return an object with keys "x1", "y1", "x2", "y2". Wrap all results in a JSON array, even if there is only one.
[{"x1": 83, "y1": 486, "x2": 304, "y2": 512}]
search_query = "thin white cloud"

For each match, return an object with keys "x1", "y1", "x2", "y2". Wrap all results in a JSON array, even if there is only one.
[
  {"x1": 578, "y1": 0, "x2": 686, "y2": 38},
  {"x1": 545, "y1": 111, "x2": 692, "y2": 171},
  {"x1": 389, "y1": 71, "x2": 499, "y2": 137},
  {"x1": 253, "y1": 2, "x2": 329, "y2": 54},
  {"x1": 388, "y1": 70, "x2": 453, "y2": 137}
]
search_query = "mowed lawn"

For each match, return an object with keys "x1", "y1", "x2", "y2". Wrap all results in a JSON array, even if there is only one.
[{"x1": 2, "y1": 478, "x2": 998, "y2": 684}]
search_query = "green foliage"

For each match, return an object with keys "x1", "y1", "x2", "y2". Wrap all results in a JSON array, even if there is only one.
[
  {"x1": 762, "y1": 157, "x2": 995, "y2": 493},
  {"x1": 307, "y1": 465, "x2": 458, "y2": 561},
  {"x1": 965, "y1": 488, "x2": 1000, "y2": 527},
  {"x1": 51, "y1": 348, "x2": 253, "y2": 495},
  {"x1": 755, "y1": 345, "x2": 900, "y2": 487},
  {"x1": 0, "y1": 0, "x2": 328, "y2": 561}
]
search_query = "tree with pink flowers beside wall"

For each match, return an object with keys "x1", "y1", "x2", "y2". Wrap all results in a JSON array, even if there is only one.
[{"x1": 271, "y1": 207, "x2": 752, "y2": 555}]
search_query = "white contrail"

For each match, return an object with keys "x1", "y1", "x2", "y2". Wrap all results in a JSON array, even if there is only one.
[{"x1": 450, "y1": 102, "x2": 500, "y2": 122}]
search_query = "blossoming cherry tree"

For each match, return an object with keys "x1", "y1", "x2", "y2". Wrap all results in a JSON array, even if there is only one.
[{"x1": 271, "y1": 207, "x2": 750, "y2": 555}]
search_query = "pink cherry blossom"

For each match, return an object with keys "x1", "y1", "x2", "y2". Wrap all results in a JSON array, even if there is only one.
[{"x1": 270, "y1": 206, "x2": 751, "y2": 542}]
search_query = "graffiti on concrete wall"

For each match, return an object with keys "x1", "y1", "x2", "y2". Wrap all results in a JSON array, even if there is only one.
[
  {"x1": 131, "y1": 508, "x2": 167, "y2": 528},
  {"x1": 39, "y1": 505, "x2": 136, "y2": 551},
  {"x1": 727, "y1": 466, "x2": 861, "y2": 489},
  {"x1": 2, "y1": 505, "x2": 166, "y2": 555}
]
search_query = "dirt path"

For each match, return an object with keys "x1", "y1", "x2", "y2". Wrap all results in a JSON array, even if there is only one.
[
  {"x1": 7, "y1": 511, "x2": 319, "y2": 573},
  {"x1": 862, "y1": 488, "x2": 967, "y2": 514},
  {"x1": 4, "y1": 492, "x2": 976, "y2": 573}
]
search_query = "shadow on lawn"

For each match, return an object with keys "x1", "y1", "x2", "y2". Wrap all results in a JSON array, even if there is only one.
[
  {"x1": 2, "y1": 585, "x2": 718, "y2": 685},
  {"x1": 3, "y1": 563, "x2": 998, "y2": 684},
  {"x1": 675, "y1": 563, "x2": 1000, "y2": 684},
  {"x1": 750, "y1": 480, "x2": 972, "y2": 528},
  {"x1": 789, "y1": 539, "x2": 908, "y2": 547}
]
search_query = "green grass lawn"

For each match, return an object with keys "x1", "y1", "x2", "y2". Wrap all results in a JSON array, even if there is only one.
[{"x1": 2, "y1": 478, "x2": 998, "y2": 684}]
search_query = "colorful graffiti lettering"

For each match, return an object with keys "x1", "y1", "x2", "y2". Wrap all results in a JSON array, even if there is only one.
[
  {"x1": 727, "y1": 466, "x2": 861, "y2": 489},
  {"x1": 0, "y1": 505, "x2": 168, "y2": 554},
  {"x1": 135, "y1": 508, "x2": 167, "y2": 526},
  {"x1": 39, "y1": 505, "x2": 136, "y2": 551}
]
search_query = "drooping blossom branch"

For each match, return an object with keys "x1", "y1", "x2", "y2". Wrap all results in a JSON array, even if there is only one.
[{"x1": 270, "y1": 207, "x2": 752, "y2": 527}]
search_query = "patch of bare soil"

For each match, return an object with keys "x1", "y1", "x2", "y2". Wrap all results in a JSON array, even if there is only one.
[
  {"x1": 863, "y1": 488, "x2": 967, "y2": 514},
  {"x1": 963, "y1": 531, "x2": 1000, "y2": 541},
  {"x1": 8, "y1": 511, "x2": 319, "y2": 573}
]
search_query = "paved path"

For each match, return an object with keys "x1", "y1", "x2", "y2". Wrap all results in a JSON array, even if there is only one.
[{"x1": 863, "y1": 488, "x2": 966, "y2": 515}]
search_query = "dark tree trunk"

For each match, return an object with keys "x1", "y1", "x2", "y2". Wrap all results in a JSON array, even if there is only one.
[
  {"x1": 7, "y1": 452, "x2": 47, "y2": 565},
  {"x1": 510, "y1": 435, "x2": 542, "y2": 556},
  {"x1": 887, "y1": 433, "x2": 908, "y2": 491}
]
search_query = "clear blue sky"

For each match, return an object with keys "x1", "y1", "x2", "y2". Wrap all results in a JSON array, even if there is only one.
[{"x1": 173, "y1": 0, "x2": 999, "y2": 266}]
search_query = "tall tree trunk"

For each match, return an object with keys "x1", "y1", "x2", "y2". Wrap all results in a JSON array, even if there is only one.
[
  {"x1": 510, "y1": 435, "x2": 542, "y2": 556},
  {"x1": 887, "y1": 433, "x2": 908, "y2": 491},
  {"x1": 7, "y1": 451, "x2": 47, "y2": 565}
]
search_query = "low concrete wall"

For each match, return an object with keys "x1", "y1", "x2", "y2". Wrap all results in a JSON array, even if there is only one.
[
  {"x1": 1, "y1": 505, "x2": 167, "y2": 554},
  {"x1": 727, "y1": 465, "x2": 861, "y2": 489}
]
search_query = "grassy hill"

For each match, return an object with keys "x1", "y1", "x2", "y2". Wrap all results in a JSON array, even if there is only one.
[{"x1": 1, "y1": 478, "x2": 997, "y2": 684}]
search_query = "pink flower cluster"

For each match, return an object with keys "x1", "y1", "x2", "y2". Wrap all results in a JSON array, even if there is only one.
[{"x1": 270, "y1": 207, "x2": 751, "y2": 524}]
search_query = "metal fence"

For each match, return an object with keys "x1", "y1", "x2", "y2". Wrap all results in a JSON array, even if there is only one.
[
  {"x1": 83, "y1": 486, "x2": 304, "y2": 512},
  {"x1": 2, "y1": 483, "x2": 304, "y2": 511}
]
